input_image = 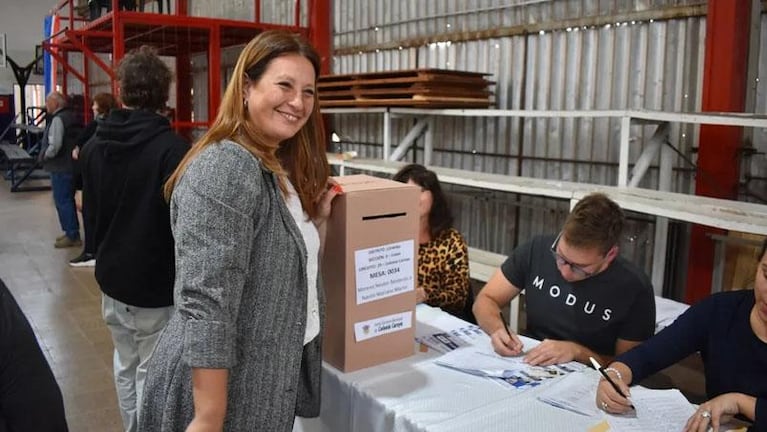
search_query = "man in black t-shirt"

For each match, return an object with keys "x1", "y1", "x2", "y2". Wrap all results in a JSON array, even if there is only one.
[{"x1": 473, "y1": 193, "x2": 655, "y2": 366}]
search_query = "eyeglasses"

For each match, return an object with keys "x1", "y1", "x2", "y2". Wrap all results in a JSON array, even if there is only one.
[{"x1": 549, "y1": 232, "x2": 602, "y2": 279}]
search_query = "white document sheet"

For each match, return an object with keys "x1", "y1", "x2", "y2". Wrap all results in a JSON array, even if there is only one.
[
  {"x1": 536, "y1": 370, "x2": 601, "y2": 417},
  {"x1": 433, "y1": 338, "x2": 584, "y2": 390},
  {"x1": 602, "y1": 387, "x2": 696, "y2": 432}
]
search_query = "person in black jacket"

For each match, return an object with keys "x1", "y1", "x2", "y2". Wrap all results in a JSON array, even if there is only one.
[
  {"x1": 79, "y1": 46, "x2": 189, "y2": 432},
  {"x1": 69, "y1": 92, "x2": 118, "y2": 268},
  {"x1": 0, "y1": 277, "x2": 68, "y2": 432},
  {"x1": 39, "y1": 91, "x2": 84, "y2": 249}
]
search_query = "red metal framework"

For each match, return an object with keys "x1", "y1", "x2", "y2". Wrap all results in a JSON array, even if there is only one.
[
  {"x1": 42, "y1": 0, "x2": 327, "y2": 137},
  {"x1": 685, "y1": 0, "x2": 752, "y2": 304}
]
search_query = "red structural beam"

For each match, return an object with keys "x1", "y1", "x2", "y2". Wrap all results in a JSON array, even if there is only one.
[
  {"x1": 685, "y1": 0, "x2": 751, "y2": 304},
  {"x1": 43, "y1": 43, "x2": 87, "y2": 83},
  {"x1": 309, "y1": 0, "x2": 332, "y2": 75},
  {"x1": 67, "y1": 32, "x2": 117, "y2": 79},
  {"x1": 208, "y1": 25, "x2": 221, "y2": 125}
]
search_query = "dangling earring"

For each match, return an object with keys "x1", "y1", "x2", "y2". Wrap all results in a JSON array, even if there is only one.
[{"x1": 243, "y1": 99, "x2": 248, "y2": 108}]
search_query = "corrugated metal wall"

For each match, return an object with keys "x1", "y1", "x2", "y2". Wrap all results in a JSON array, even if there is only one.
[
  {"x1": 110, "y1": 0, "x2": 764, "y2": 284},
  {"x1": 188, "y1": 0, "x2": 309, "y2": 25},
  {"x1": 330, "y1": 2, "x2": 722, "y2": 268}
]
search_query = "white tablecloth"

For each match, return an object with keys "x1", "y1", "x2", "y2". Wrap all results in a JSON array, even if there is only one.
[{"x1": 294, "y1": 305, "x2": 604, "y2": 432}]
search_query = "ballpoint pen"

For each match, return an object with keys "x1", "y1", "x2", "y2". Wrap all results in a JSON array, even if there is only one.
[
  {"x1": 590, "y1": 356, "x2": 635, "y2": 410},
  {"x1": 499, "y1": 311, "x2": 522, "y2": 354}
]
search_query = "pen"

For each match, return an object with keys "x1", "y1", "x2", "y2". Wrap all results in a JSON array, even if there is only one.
[
  {"x1": 589, "y1": 357, "x2": 635, "y2": 410},
  {"x1": 499, "y1": 311, "x2": 513, "y2": 339},
  {"x1": 499, "y1": 311, "x2": 523, "y2": 355}
]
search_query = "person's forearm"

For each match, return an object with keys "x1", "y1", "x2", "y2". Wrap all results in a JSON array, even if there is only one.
[
  {"x1": 473, "y1": 295, "x2": 504, "y2": 335},
  {"x1": 734, "y1": 393, "x2": 757, "y2": 422},
  {"x1": 191, "y1": 368, "x2": 229, "y2": 425},
  {"x1": 569, "y1": 342, "x2": 612, "y2": 366},
  {"x1": 315, "y1": 220, "x2": 327, "y2": 259}
]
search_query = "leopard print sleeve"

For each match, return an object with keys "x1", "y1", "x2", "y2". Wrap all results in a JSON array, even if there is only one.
[{"x1": 418, "y1": 228, "x2": 471, "y2": 317}]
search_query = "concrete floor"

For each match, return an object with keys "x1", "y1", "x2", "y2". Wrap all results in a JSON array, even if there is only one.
[{"x1": 0, "y1": 183, "x2": 124, "y2": 431}]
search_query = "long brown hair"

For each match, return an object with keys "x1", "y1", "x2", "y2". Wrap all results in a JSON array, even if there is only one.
[{"x1": 163, "y1": 30, "x2": 329, "y2": 219}]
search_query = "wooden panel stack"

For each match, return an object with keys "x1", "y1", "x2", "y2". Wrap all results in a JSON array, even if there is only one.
[{"x1": 318, "y1": 69, "x2": 494, "y2": 108}]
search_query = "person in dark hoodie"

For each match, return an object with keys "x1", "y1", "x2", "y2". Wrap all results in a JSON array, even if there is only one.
[
  {"x1": 79, "y1": 46, "x2": 189, "y2": 432},
  {"x1": 69, "y1": 92, "x2": 118, "y2": 268},
  {"x1": 39, "y1": 91, "x2": 84, "y2": 249}
]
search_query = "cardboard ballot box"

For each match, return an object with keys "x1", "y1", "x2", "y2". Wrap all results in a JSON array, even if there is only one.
[{"x1": 322, "y1": 175, "x2": 419, "y2": 372}]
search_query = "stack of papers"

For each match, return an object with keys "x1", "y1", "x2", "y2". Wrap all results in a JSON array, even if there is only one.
[
  {"x1": 537, "y1": 370, "x2": 601, "y2": 416},
  {"x1": 602, "y1": 388, "x2": 696, "y2": 432},
  {"x1": 538, "y1": 374, "x2": 700, "y2": 431},
  {"x1": 433, "y1": 343, "x2": 584, "y2": 390},
  {"x1": 415, "y1": 324, "x2": 488, "y2": 353}
]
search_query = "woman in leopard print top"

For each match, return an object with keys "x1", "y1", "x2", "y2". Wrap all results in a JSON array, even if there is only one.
[{"x1": 393, "y1": 164, "x2": 472, "y2": 320}]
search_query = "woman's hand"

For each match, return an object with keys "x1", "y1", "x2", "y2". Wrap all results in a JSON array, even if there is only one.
[
  {"x1": 684, "y1": 393, "x2": 748, "y2": 432},
  {"x1": 185, "y1": 416, "x2": 224, "y2": 432},
  {"x1": 72, "y1": 146, "x2": 79, "y2": 160},
  {"x1": 595, "y1": 362, "x2": 633, "y2": 414},
  {"x1": 313, "y1": 180, "x2": 343, "y2": 227}
]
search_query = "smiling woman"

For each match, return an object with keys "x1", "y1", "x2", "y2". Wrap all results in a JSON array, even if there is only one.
[{"x1": 139, "y1": 31, "x2": 341, "y2": 432}]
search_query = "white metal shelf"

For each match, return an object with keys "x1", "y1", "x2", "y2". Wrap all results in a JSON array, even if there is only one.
[{"x1": 326, "y1": 107, "x2": 767, "y2": 295}]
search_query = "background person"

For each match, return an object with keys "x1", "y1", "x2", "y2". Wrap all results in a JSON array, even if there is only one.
[
  {"x1": 139, "y1": 30, "x2": 339, "y2": 431},
  {"x1": 69, "y1": 92, "x2": 118, "y2": 268},
  {"x1": 39, "y1": 91, "x2": 84, "y2": 249},
  {"x1": 473, "y1": 193, "x2": 656, "y2": 366},
  {"x1": 80, "y1": 46, "x2": 189, "y2": 432},
  {"x1": 393, "y1": 163, "x2": 472, "y2": 321},
  {"x1": 596, "y1": 238, "x2": 767, "y2": 432}
]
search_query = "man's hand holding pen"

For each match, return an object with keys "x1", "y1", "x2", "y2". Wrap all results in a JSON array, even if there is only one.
[{"x1": 491, "y1": 311, "x2": 524, "y2": 357}]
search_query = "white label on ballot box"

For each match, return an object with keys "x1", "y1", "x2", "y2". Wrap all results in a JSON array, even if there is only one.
[
  {"x1": 353, "y1": 311, "x2": 413, "y2": 342},
  {"x1": 354, "y1": 240, "x2": 414, "y2": 304}
]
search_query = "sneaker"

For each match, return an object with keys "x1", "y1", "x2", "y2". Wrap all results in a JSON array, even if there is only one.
[
  {"x1": 69, "y1": 252, "x2": 96, "y2": 267},
  {"x1": 54, "y1": 236, "x2": 83, "y2": 249},
  {"x1": 56, "y1": 234, "x2": 69, "y2": 242}
]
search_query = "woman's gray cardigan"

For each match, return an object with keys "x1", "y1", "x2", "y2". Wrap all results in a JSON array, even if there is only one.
[{"x1": 139, "y1": 141, "x2": 324, "y2": 431}]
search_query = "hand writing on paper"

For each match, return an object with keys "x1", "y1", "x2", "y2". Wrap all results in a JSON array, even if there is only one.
[
  {"x1": 523, "y1": 339, "x2": 579, "y2": 366},
  {"x1": 490, "y1": 327, "x2": 524, "y2": 357},
  {"x1": 684, "y1": 393, "x2": 746, "y2": 432},
  {"x1": 595, "y1": 365, "x2": 633, "y2": 414}
]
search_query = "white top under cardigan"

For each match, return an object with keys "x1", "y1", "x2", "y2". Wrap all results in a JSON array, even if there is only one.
[{"x1": 284, "y1": 181, "x2": 320, "y2": 345}]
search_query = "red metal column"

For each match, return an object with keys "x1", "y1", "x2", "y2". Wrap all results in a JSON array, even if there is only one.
[
  {"x1": 685, "y1": 0, "x2": 751, "y2": 304},
  {"x1": 112, "y1": 16, "x2": 125, "y2": 96},
  {"x1": 208, "y1": 25, "x2": 221, "y2": 126},
  {"x1": 176, "y1": 0, "x2": 187, "y2": 16},
  {"x1": 176, "y1": 51, "x2": 192, "y2": 140},
  {"x1": 62, "y1": 50, "x2": 69, "y2": 95},
  {"x1": 308, "y1": 0, "x2": 332, "y2": 75},
  {"x1": 83, "y1": 46, "x2": 91, "y2": 121}
]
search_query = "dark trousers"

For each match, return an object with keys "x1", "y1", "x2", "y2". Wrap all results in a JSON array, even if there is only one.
[{"x1": 50, "y1": 172, "x2": 80, "y2": 240}]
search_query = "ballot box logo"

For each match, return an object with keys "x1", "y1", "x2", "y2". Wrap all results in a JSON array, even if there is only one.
[{"x1": 354, "y1": 311, "x2": 413, "y2": 342}]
